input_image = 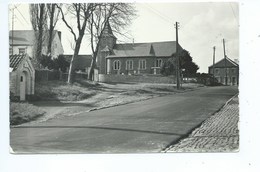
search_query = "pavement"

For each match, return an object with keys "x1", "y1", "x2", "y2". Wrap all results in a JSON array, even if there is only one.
[
  {"x1": 165, "y1": 94, "x2": 239, "y2": 152},
  {"x1": 10, "y1": 86, "x2": 238, "y2": 153}
]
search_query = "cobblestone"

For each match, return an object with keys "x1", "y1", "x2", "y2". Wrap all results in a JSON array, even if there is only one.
[{"x1": 166, "y1": 95, "x2": 239, "y2": 152}]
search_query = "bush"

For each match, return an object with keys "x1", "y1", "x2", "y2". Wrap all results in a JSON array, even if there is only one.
[
  {"x1": 10, "y1": 102, "x2": 45, "y2": 125},
  {"x1": 34, "y1": 81, "x2": 97, "y2": 101}
]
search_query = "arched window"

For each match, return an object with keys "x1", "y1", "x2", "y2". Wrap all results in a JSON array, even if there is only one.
[
  {"x1": 156, "y1": 59, "x2": 162, "y2": 67},
  {"x1": 113, "y1": 60, "x2": 121, "y2": 70},
  {"x1": 126, "y1": 60, "x2": 133, "y2": 70},
  {"x1": 139, "y1": 60, "x2": 146, "y2": 70}
]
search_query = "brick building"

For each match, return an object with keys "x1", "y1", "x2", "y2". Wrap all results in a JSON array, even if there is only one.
[
  {"x1": 96, "y1": 22, "x2": 182, "y2": 75},
  {"x1": 208, "y1": 57, "x2": 239, "y2": 85}
]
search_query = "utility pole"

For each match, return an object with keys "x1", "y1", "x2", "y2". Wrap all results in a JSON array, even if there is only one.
[
  {"x1": 223, "y1": 39, "x2": 227, "y2": 85},
  {"x1": 12, "y1": 7, "x2": 14, "y2": 56},
  {"x1": 175, "y1": 22, "x2": 180, "y2": 90},
  {"x1": 212, "y1": 46, "x2": 216, "y2": 83}
]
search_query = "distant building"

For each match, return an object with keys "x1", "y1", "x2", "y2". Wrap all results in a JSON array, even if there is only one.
[
  {"x1": 63, "y1": 54, "x2": 93, "y2": 72},
  {"x1": 9, "y1": 54, "x2": 35, "y2": 101},
  {"x1": 208, "y1": 57, "x2": 239, "y2": 85},
  {"x1": 9, "y1": 30, "x2": 64, "y2": 58}
]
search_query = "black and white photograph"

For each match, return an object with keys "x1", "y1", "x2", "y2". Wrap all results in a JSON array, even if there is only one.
[
  {"x1": 8, "y1": 2, "x2": 240, "y2": 154},
  {"x1": 2, "y1": 0, "x2": 260, "y2": 171}
]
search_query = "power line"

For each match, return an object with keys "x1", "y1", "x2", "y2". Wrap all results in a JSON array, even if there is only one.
[
  {"x1": 14, "y1": 15, "x2": 24, "y2": 25},
  {"x1": 14, "y1": 5, "x2": 30, "y2": 25},
  {"x1": 140, "y1": 4, "x2": 174, "y2": 25},
  {"x1": 229, "y1": 3, "x2": 239, "y2": 25}
]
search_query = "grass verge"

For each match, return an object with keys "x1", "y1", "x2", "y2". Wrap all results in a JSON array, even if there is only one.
[
  {"x1": 10, "y1": 102, "x2": 45, "y2": 125},
  {"x1": 34, "y1": 80, "x2": 97, "y2": 101}
]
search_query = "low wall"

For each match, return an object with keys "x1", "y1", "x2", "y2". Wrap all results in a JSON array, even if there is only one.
[{"x1": 98, "y1": 74, "x2": 176, "y2": 84}]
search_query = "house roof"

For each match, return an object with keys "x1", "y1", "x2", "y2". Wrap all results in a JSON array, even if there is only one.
[
  {"x1": 9, "y1": 54, "x2": 26, "y2": 71},
  {"x1": 9, "y1": 30, "x2": 61, "y2": 46},
  {"x1": 63, "y1": 54, "x2": 93, "y2": 70},
  {"x1": 9, "y1": 36, "x2": 31, "y2": 46},
  {"x1": 209, "y1": 57, "x2": 239, "y2": 68},
  {"x1": 107, "y1": 41, "x2": 182, "y2": 58}
]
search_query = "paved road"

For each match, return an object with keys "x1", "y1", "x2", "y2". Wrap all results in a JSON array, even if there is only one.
[{"x1": 10, "y1": 86, "x2": 238, "y2": 153}]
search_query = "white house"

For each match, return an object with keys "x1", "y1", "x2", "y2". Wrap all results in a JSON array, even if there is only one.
[{"x1": 9, "y1": 30, "x2": 64, "y2": 58}]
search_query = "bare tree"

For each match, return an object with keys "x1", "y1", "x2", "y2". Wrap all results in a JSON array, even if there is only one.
[
  {"x1": 87, "y1": 3, "x2": 136, "y2": 80},
  {"x1": 46, "y1": 4, "x2": 60, "y2": 56},
  {"x1": 56, "y1": 3, "x2": 95, "y2": 83},
  {"x1": 30, "y1": 4, "x2": 48, "y2": 68}
]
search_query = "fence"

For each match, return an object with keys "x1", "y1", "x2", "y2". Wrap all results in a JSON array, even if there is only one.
[
  {"x1": 98, "y1": 74, "x2": 176, "y2": 84},
  {"x1": 35, "y1": 69, "x2": 88, "y2": 82}
]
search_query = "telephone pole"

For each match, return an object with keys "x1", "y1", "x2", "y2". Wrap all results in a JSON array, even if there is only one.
[
  {"x1": 175, "y1": 22, "x2": 180, "y2": 90},
  {"x1": 212, "y1": 46, "x2": 216, "y2": 83},
  {"x1": 12, "y1": 7, "x2": 14, "y2": 56},
  {"x1": 223, "y1": 39, "x2": 227, "y2": 85}
]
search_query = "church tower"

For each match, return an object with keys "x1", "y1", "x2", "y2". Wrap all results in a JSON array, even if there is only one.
[{"x1": 97, "y1": 22, "x2": 117, "y2": 74}]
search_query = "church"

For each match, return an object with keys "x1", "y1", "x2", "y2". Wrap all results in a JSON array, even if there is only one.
[{"x1": 95, "y1": 22, "x2": 182, "y2": 76}]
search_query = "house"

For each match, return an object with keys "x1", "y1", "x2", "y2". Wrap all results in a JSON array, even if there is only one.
[
  {"x1": 96, "y1": 22, "x2": 183, "y2": 76},
  {"x1": 63, "y1": 54, "x2": 93, "y2": 72},
  {"x1": 9, "y1": 54, "x2": 35, "y2": 101},
  {"x1": 9, "y1": 30, "x2": 64, "y2": 58},
  {"x1": 208, "y1": 57, "x2": 239, "y2": 85}
]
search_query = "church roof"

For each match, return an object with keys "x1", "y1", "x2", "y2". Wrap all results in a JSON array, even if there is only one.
[
  {"x1": 107, "y1": 41, "x2": 182, "y2": 58},
  {"x1": 102, "y1": 22, "x2": 116, "y2": 39}
]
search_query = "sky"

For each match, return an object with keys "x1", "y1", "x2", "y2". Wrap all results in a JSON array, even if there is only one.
[{"x1": 9, "y1": 2, "x2": 239, "y2": 73}]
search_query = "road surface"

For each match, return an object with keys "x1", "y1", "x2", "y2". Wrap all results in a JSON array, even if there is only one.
[{"x1": 10, "y1": 86, "x2": 238, "y2": 153}]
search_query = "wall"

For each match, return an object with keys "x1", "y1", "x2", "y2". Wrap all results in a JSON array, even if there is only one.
[
  {"x1": 12, "y1": 45, "x2": 33, "y2": 57},
  {"x1": 9, "y1": 72, "x2": 17, "y2": 94},
  {"x1": 209, "y1": 66, "x2": 239, "y2": 85},
  {"x1": 98, "y1": 74, "x2": 176, "y2": 84},
  {"x1": 107, "y1": 57, "x2": 170, "y2": 75}
]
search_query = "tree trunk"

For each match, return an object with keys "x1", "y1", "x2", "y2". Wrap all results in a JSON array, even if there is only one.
[
  {"x1": 67, "y1": 33, "x2": 84, "y2": 83},
  {"x1": 47, "y1": 4, "x2": 55, "y2": 56},
  {"x1": 88, "y1": 40, "x2": 100, "y2": 81},
  {"x1": 35, "y1": 4, "x2": 45, "y2": 69}
]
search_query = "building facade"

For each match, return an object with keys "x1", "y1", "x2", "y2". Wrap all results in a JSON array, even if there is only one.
[
  {"x1": 96, "y1": 22, "x2": 182, "y2": 75},
  {"x1": 9, "y1": 54, "x2": 35, "y2": 101},
  {"x1": 9, "y1": 30, "x2": 64, "y2": 58},
  {"x1": 208, "y1": 57, "x2": 239, "y2": 85}
]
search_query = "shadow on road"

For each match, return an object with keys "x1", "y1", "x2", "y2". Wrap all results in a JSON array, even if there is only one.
[{"x1": 12, "y1": 125, "x2": 185, "y2": 136}]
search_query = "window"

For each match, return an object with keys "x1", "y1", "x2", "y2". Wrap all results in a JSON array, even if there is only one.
[
  {"x1": 156, "y1": 59, "x2": 162, "y2": 67},
  {"x1": 126, "y1": 60, "x2": 133, "y2": 70},
  {"x1": 232, "y1": 68, "x2": 236, "y2": 74},
  {"x1": 139, "y1": 60, "x2": 146, "y2": 70},
  {"x1": 113, "y1": 60, "x2": 121, "y2": 70},
  {"x1": 19, "y1": 48, "x2": 26, "y2": 55},
  {"x1": 215, "y1": 68, "x2": 219, "y2": 74}
]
